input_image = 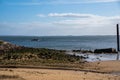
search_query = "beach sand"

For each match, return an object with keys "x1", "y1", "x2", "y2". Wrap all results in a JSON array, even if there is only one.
[
  {"x1": 0, "y1": 60, "x2": 120, "y2": 80},
  {"x1": 87, "y1": 60, "x2": 120, "y2": 72}
]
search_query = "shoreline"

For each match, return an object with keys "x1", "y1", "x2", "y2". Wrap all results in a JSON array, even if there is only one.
[{"x1": 0, "y1": 40, "x2": 120, "y2": 80}]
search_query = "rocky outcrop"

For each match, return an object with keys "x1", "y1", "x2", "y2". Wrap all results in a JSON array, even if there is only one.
[
  {"x1": 94, "y1": 48, "x2": 117, "y2": 53},
  {"x1": 0, "y1": 40, "x2": 22, "y2": 53},
  {"x1": 72, "y1": 48, "x2": 117, "y2": 54},
  {"x1": 72, "y1": 49, "x2": 93, "y2": 53}
]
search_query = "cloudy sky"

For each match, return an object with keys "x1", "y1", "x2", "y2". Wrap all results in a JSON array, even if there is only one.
[{"x1": 0, "y1": 0, "x2": 120, "y2": 36}]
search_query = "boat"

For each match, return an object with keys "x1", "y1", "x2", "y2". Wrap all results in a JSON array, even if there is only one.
[{"x1": 31, "y1": 38, "x2": 39, "y2": 41}]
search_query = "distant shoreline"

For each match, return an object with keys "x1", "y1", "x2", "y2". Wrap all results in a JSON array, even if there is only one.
[{"x1": 0, "y1": 35, "x2": 117, "y2": 37}]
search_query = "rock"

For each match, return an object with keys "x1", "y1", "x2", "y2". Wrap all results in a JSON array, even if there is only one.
[
  {"x1": 0, "y1": 40, "x2": 22, "y2": 53},
  {"x1": 94, "y1": 48, "x2": 117, "y2": 53},
  {"x1": 72, "y1": 49, "x2": 93, "y2": 53},
  {"x1": 72, "y1": 50, "x2": 81, "y2": 52}
]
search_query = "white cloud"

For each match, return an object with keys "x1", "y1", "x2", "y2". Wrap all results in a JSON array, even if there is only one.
[
  {"x1": 53, "y1": 15, "x2": 120, "y2": 27},
  {"x1": 48, "y1": 13, "x2": 98, "y2": 18},
  {"x1": 50, "y1": 13, "x2": 120, "y2": 35},
  {"x1": 49, "y1": 13, "x2": 120, "y2": 28},
  {"x1": 1, "y1": 13, "x2": 120, "y2": 36}
]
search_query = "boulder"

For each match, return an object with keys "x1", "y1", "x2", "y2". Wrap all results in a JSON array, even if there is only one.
[
  {"x1": 94, "y1": 48, "x2": 117, "y2": 53},
  {"x1": 72, "y1": 49, "x2": 93, "y2": 53}
]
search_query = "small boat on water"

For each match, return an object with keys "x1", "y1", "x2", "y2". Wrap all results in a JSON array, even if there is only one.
[{"x1": 31, "y1": 38, "x2": 39, "y2": 41}]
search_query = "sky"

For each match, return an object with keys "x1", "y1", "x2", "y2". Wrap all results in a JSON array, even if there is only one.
[{"x1": 0, "y1": 0, "x2": 120, "y2": 36}]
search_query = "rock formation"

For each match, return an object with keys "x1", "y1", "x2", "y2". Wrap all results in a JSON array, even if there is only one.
[{"x1": 94, "y1": 48, "x2": 117, "y2": 53}]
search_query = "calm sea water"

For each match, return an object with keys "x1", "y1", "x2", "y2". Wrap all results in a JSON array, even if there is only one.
[{"x1": 0, "y1": 36, "x2": 117, "y2": 50}]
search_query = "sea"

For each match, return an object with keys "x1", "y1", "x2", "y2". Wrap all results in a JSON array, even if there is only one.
[
  {"x1": 0, "y1": 35, "x2": 117, "y2": 50},
  {"x1": 0, "y1": 35, "x2": 119, "y2": 61}
]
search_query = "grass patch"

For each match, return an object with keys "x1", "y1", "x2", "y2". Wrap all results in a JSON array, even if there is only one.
[
  {"x1": 0, "y1": 41, "x2": 3, "y2": 45},
  {"x1": 0, "y1": 47, "x2": 86, "y2": 69},
  {"x1": 0, "y1": 75, "x2": 25, "y2": 80}
]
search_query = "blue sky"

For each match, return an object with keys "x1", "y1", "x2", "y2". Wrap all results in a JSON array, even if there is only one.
[{"x1": 0, "y1": 0, "x2": 120, "y2": 36}]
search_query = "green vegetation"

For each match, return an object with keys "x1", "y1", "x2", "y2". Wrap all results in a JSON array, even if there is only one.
[
  {"x1": 0, "y1": 41, "x2": 3, "y2": 45},
  {"x1": 0, "y1": 40, "x2": 86, "y2": 68},
  {"x1": 0, "y1": 47, "x2": 85, "y2": 68}
]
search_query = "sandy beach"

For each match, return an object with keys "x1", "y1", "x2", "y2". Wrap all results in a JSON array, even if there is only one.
[
  {"x1": 0, "y1": 68, "x2": 119, "y2": 80},
  {"x1": 87, "y1": 60, "x2": 120, "y2": 73},
  {"x1": 0, "y1": 60, "x2": 120, "y2": 80}
]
